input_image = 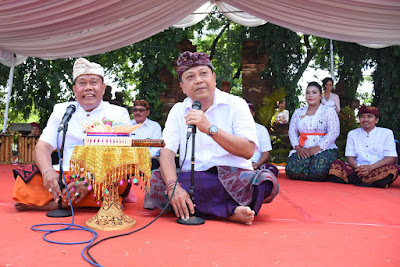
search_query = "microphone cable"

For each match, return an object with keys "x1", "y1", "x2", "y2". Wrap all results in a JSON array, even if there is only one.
[
  {"x1": 30, "y1": 132, "x2": 100, "y2": 264},
  {"x1": 84, "y1": 132, "x2": 192, "y2": 266}
]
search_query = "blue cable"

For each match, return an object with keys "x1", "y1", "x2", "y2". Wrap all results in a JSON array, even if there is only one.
[
  {"x1": 30, "y1": 131, "x2": 101, "y2": 266},
  {"x1": 85, "y1": 133, "x2": 192, "y2": 265},
  {"x1": 31, "y1": 130, "x2": 192, "y2": 266}
]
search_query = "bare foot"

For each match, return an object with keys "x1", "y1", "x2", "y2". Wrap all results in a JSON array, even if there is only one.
[
  {"x1": 228, "y1": 206, "x2": 255, "y2": 225},
  {"x1": 13, "y1": 201, "x2": 68, "y2": 211}
]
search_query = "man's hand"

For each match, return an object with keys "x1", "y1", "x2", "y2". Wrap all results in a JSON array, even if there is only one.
[
  {"x1": 42, "y1": 169, "x2": 61, "y2": 202},
  {"x1": 168, "y1": 185, "x2": 194, "y2": 220},
  {"x1": 63, "y1": 181, "x2": 90, "y2": 204},
  {"x1": 184, "y1": 109, "x2": 211, "y2": 134},
  {"x1": 252, "y1": 162, "x2": 260, "y2": 170},
  {"x1": 355, "y1": 165, "x2": 373, "y2": 178}
]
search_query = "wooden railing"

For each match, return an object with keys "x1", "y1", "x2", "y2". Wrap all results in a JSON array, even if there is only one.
[
  {"x1": 18, "y1": 134, "x2": 39, "y2": 164},
  {"x1": 0, "y1": 134, "x2": 13, "y2": 163}
]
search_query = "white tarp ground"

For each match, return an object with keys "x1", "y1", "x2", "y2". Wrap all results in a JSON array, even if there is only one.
[{"x1": 0, "y1": 0, "x2": 399, "y2": 61}]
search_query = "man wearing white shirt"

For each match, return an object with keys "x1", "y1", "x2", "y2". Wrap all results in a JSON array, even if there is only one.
[
  {"x1": 329, "y1": 105, "x2": 399, "y2": 188},
  {"x1": 247, "y1": 102, "x2": 278, "y2": 177},
  {"x1": 13, "y1": 58, "x2": 131, "y2": 211},
  {"x1": 144, "y1": 51, "x2": 278, "y2": 225},
  {"x1": 130, "y1": 100, "x2": 162, "y2": 169}
]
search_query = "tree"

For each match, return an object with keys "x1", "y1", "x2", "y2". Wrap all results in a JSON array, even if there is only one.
[
  {"x1": 0, "y1": 57, "x2": 75, "y2": 129},
  {"x1": 372, "y1": 46, "x2": 400, "y2": 139},
  {"x1": 2, "y1": 12, "x2": 398, "y2": 136}
]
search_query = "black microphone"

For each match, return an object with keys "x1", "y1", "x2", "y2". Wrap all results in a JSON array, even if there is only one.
[
  {"x1": 187, "y1": 101, "x2": 202, "y2": 138},
  {"x1": 57, "y1": 104, "x2": 76, "y2": 132}
]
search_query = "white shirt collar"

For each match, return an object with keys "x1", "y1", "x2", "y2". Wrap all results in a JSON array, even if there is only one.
[
  {"x1": 133, "y1": 117, "x2": 148, "y2": 125},
  {"x1": 76, "y1": 100, "x2": 104, "y2": 114},
  {"x1": 183, "y1": 88, "x2": 228, "y2": 112},
  {"x1": 361, "y1": 126, "x2": 377, "y2": 136}
]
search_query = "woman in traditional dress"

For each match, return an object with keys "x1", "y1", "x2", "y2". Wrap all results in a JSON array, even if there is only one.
[
  {"x1": 285, "y1": 82, "x2": 340, "y2": 181},
  {"x1": 321, "y1": 77, "x2": 340, "y2": 113},
  {"x1": 275, "y1": 99, "x2": 289, "y2": 124}
]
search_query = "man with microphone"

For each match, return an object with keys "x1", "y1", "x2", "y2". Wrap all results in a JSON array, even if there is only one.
[
  {"x1": 145, "y1": 51, "x2": 279, "y2": 225},
  {"x1": 13, "y1": 58, "x2": 131, "y2": 211}
]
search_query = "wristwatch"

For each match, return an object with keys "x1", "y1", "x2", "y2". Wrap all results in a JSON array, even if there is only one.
[{"x1": 208, "y1": 125, "x2": 218, "y2": 137}]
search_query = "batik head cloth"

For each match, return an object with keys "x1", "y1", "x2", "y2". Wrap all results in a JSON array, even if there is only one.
[
  {"x1": 358, "y1": 104, "x2": 379, "y2": 117},
  {"x1": 73, "y1": 58, "x2": 104, "y2": 81},
  {"x1": 176, "y1": 51, "x2": 214, "y2": 81},
  {"x1": 134, "y1": 99, "x2": 150, "y2": 110}
]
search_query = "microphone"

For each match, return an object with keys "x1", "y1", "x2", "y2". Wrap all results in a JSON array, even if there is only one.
[
  {"x1": 187, "y1": 101, "x2": 201, "y2": 138},
  {"x1": 57, "y1": 104, "x2": 76, "y2": 132}
]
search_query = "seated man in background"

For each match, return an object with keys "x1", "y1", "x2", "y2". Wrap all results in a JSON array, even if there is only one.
[
  {"x1": 144, "y1": 51, "x2": 279, "y2": 225},
  {"x1": 13, "y1": 58, "x2": 131, "y2": 211},
  {"x1": 248, "y1": 102, "x2": 278, "y2": 177},
  {"x1": 130, "y1": 99, "x2": 162, "y2": 169},
  {"x1": 329, "y1": 105, "x2": 399, "y2": 188},
  {"x1": 27, "y1": 122, "x2": 41, "y2": 137}
]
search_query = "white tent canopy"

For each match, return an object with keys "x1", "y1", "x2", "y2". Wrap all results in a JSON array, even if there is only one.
[
  {"x1": 1, "y1": 0, "x2": 399, "y2": 61},
  {"x1": 172, "y1": 1, "x2": 267, "y2": 28}
]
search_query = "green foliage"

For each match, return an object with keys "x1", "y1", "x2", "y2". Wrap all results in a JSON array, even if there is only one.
[
  {"x1": 246, "y1": 25, "x2": 312, "y2": 112},
  {"x1": 312, "y1": 38, "x2": 374, "y2": 99},
  {"x1": 355, "y1": 91, "x2": 373, "y2": 105},
  {"x1": 270, "y1": 148, "x2": 291, "y2": 164},
  {"x1": 258, "y1": 87, "x2": 286, "y2": 127},
  {"x1": 2, "y1": 10, "x2": 398, "y2": 139},
  {"x1": 336, "y1": 106, "x2": 359, "y2": 160},
  {"x1": 0, "y1": 57, "x2": 75, "y2": 129},
  {"x1": 372, "y1": 46, "x2": 400, "y2": 139},
  {"x1": 335, "y1": 42, "x2": 373, "y2": 98},
  {"x1": 193, "y1": 12, "x2": 244, "y2": 92}
]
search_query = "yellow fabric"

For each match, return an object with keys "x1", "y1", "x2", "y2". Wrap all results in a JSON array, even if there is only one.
[{"x1": 69, "y1": 146, "x2": 151, "y2": 201}]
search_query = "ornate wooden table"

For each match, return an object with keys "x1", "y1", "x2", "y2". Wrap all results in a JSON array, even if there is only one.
[{"x1": 70, "y1": 146, "x2": 151, "y2": 231}]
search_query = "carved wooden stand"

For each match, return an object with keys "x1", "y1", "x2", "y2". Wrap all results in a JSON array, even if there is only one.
[{"x1": 86, "y1": 183, "x2": 135, "y2": 231}]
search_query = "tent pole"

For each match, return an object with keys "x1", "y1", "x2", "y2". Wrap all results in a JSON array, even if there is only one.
[
  {"x1": 329, "y1": 39, "x2": 335, "y2": 86},
  {"x1": 2, "y1": 60, "x2": 16, "y2": 133}
]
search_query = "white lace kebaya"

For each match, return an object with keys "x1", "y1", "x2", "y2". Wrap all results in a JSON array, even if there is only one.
[{"x1": 288, "y1": 104, "x2": 340, "y2": 156}]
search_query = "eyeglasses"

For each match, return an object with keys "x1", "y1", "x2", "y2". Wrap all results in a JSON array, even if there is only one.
[{"x1": 133, "y1": 108, "x2": 147, "y2": 113}]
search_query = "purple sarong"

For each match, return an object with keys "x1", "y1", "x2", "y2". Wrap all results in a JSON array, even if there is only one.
[{"x1": 144, "y1": 166, "x2": 279, "y2": 218}]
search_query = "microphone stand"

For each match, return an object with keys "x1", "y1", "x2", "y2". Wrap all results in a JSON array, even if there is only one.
[
  {"x1": 177, "y1": 128, "x2": 205, "y2": 225},
  {"x1": 47, "y1": 123, "x2": 72, "y2": 218}
]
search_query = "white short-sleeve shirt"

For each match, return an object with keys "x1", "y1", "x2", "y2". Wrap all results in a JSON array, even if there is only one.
[
  {"x1": 345, "y1": 127, "x2": 397, "y2": 165},
  {"x1": 40, "y1": 101, "x2": 130, "y2": 170},
  {"x1": 163, "y1": 89, "x2": 258, "y2": 171},
  {"x1": 130, "y1": 118, "x2": 162, "y2": 157},
  {"x1": 251, "y1": 122, "x2": 272, "y2": 163}
]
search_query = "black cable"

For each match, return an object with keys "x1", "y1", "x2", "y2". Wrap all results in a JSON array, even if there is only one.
[{"x1": 84, "y1": 135, "x2": 191, "y2": 266}]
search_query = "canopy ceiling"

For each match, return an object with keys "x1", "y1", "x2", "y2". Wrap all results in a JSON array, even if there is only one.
[{"x1": 0, "y1": 0, "x2": 399, "y2": 62}]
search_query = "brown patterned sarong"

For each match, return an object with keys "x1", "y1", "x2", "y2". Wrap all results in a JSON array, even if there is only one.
[{"x1": 329, "y1": 159, "x2": 399, "y2": 187}]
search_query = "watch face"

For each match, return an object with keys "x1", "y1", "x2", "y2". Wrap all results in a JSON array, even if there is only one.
[{"x1": 209, "y1": 125, "x2": 218, "y2": 135}]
